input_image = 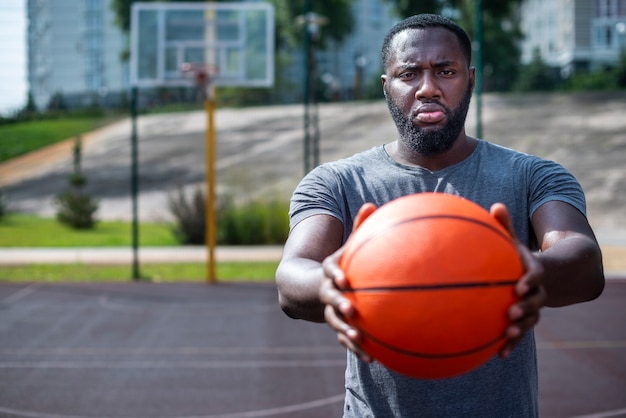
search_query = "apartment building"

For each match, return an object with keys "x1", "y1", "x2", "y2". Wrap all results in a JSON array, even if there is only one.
[
  {"x1": 27, "y1": 0, "x2": 128, "y2": 110},
  {"x1": 520, "y1": 0, "x2": 626, "y2": 78}
]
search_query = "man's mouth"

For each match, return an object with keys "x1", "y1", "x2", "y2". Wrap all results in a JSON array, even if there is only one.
[
  {"x1": 416, "y1": 111, "x2": 446, "y2": 123},
  {"x1": 414, "y1": 104, "x2": 447, "y2": 124}
]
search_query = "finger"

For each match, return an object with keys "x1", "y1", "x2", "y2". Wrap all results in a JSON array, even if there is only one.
[
  {"x1": 353, "y1": 203, "x2": 377, "y2": 231},
  {"x1": 500, "y1": 285, "x2": 546, "y2": 358},
  {"x1": 323, "y1": 248, "x2": 350, "y2": 289},
  {"x1": 500, "y1": 310, "x2": 541, "y2": 359},
  {"x1": 322, "y1": 293, "x2": 372, "y2": 363},
  {"x1": 514, "y1": 245, "x2": 545, "y2": 298},
  {"x1": 490, "y1": 203, "x2": 517, "y2": 240}
]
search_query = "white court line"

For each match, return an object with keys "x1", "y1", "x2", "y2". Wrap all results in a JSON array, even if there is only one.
[
  {"x1": 569, "y1": 408, "x2": 626, "y2": 418},
  {"x1": 0, "y1": 345, "x2": 344, "y2": 356},
  {"x1": 0, "y1": 284, "x2": 38, "y2": 304},
  {"x1": 537, "y1": 340, "x2": 626, "y2": 349},
  {"x1": 0, "y1": 359, "x2": 345, "y2": 369},
  {"x1": 0, "y1": 394, "x2": 344, "y2": 418}
]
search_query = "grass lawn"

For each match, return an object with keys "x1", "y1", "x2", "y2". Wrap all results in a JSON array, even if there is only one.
[
  {"x1": 0, "y1": 262, "x2": 279, "y2": 282},
  {"x1": 0, "y1": 214, "x2": 278, "y2": 282},
  {"x1": 0, "y1": 116, "x2": 119, "y2": 163},
  {"x1": 0, "y1": 213, "x2": 178, "y2": 247}
]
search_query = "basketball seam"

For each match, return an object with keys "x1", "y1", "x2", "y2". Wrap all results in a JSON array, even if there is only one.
[
  {"x1": 343, "y1": 280, "x2": 518, "y2": 292},
  {"x1": 342, "y1": 214, "x2": 515, "y2": 272},
  {"x1": 361, "y1": 328, "x2": 506, "y2": 359}
]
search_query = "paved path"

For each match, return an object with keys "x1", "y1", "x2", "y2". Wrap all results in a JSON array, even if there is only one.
[
  {"x1": 0, "y1": 246, "x2": 283, "y2": 265},
  {"x1": 1, "y1": 245, "x2": 626, "y2": 280}
]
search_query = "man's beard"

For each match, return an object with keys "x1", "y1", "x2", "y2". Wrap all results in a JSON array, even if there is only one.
[{"x1": 385, "y1": 83, "x2": 473, "y2": 157}]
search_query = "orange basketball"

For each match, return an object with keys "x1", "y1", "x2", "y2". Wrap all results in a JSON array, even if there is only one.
[{"x1": 339, "y1": 192, "x2": 523, "y2": 379}]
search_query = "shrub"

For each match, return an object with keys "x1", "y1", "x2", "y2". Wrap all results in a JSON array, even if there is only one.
[
  {"x1": 0, "y1": 190, "x2": 7, "y2": 220},
  {"x1": 167, "y1": 186, "x2": 206, "y2": 245},
  {"x1": 54, "y1": 136, "x2": 99, "y2": 229},
  {"x1": 54, "y1": 192, "x2": 99, "y2": 229},
  {"x1": 168, "y1": 186, "x2": 290, "y2": 245},
  {"x1": 218, "y1": 197, "x2": 290, "y2": 245}
]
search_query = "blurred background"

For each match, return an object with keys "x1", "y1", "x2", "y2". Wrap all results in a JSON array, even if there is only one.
[{"x1": 0, "y1": 0, "x2": 625, "y2": 280}]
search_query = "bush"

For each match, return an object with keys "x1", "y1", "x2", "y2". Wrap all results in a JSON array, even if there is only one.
[
  {"x1": 54, "y1": 136, "x2": 99, "y2": 229},
  {"x1": 219, "y1": 197, "x2": 289, "y2": 245},
  {"x1": 168, "y1": 186, "x2": 290, "y2": 245},
  {"x1": 167, "y1": 186, "x2": 206, "y2": 245},
  {"x1": 514, "y1": 48, "x2": 557, "y2": 92},
  {"x1": 0, "y1": 190, "x2": 7, "y2": 220},
  {"x1": 54, "y1": 192, "x2": 99, "y2": 229},
  {"x1": 561, "y1": 68, "x2": 617, "y2": 91}
]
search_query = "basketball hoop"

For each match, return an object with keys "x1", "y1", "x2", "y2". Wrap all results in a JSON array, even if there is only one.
[{"x1": 180, "y1": 62, "x2": 219, "y2": 101}]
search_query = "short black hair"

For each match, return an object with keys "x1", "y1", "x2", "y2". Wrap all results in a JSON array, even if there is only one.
[{"x1": 381, "y1": 14, "x2": 472, "y2": 70}]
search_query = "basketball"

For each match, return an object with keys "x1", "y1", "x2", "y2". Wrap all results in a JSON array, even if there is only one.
[{"x1": 339, "y1": 192, "x2": 523, "y2": 379}]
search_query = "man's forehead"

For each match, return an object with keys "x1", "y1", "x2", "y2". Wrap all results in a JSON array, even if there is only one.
[{"x1": 389, "y1": 27, "x2": 463, "y2": 63}]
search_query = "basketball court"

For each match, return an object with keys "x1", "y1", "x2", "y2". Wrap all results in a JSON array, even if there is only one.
[{"x1": 0, "y1": 279, "x2": 624, "y2": 418}]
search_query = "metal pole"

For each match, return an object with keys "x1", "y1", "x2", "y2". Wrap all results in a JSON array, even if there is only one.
[
  {"x1": 474, "y1": 0, "x2": 483, "y2": 139},
  {"x1": 130, "y1": 86, "x2": 140, "y2": 281},
  {"x1": 303, "y1": 0, "x2": 312, "y2": 175},
  {"x1": 206, "y1": 87, "x2": 217, "y2": 284}
]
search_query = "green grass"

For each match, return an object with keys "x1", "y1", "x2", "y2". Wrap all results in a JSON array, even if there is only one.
[
  {"x1": 0, "y1": 262, "x2": 279, "y2": 282},
  {"x1": 0, "y1": 214, "x2": 279, "y2": 282},
  {"x1": 0, "y1": 214, "x2": 178, "y2": 247},
  {"x1": 0, "y1": 116, "x2": 117, "y2": 162}
]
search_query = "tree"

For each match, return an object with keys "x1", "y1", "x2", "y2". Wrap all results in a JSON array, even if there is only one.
[
  {"x1": 613, "y1": 48, "x2": 626, "y2": 88},
  {"x1": 54, "y1": 136, "x2": 99, "y2": 229},
  {"x1": 513, "y1": 48, "x2": 556, "y2": 92}
]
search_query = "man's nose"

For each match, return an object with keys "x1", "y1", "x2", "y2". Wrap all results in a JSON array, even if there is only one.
[{"x1": 415, "y1": 72, "x2": 441, "y2": 100}]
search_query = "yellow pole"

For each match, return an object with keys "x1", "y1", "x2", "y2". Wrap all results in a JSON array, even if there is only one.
[
  {"x1": 205, "y1": 2, "x2": 217, "y2": 284},
  {"x1": 206, "y1": 89, "x2": 217, "y2": 284}
]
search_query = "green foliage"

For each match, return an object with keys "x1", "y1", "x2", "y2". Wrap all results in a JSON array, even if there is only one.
[
  {"x1": 382, "y1": 0, "x2": 442, "y2": 16},
  {"x1": 53, "y1": 137, "x2": 99, "y2": 230},
  {"x1": 0, "y1": 214, "x2": 177, "y2": 247},
  {"x1": 0, "y1": 190, "x2": 7, "y2": 220},
  {"x1": 168, "y1": 187, "x2": 289, "y2": 246},
  {"x1": 54, "y1": 192, "x2": 99, "y2": 229},
  {"x1": 560, "y1": 68, "x2": 618, "y2": 91},
  {"x1": 46, "y1": 92, "x2": 69, "y2": 112},
  {"x1": 0, "y1": 262, "x2": 278, "y2": 282},
  {"x1": 0, "y1": 117, "x2": 114, "y2": 163},
  {"x1": 514, "y1": 48, "x2": 557, "y2": 92},
  {"x1": 219, "y1": 197, "x2": 290, "y2": 245},
  {"x1": 168, "y1": 186, "x2": 206, "y2": 245},
  {"x1": 613, "y1": 48, "x2": 626, "y2": 88}
]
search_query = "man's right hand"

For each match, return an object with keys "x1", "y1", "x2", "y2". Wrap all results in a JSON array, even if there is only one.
[{"x1": 319, "y1": 203, "x2": 378, "y2": 363}]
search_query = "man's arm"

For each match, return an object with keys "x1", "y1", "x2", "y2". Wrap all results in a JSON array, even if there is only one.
[
  {"x1": 275, "y1": 214, "x2": 344, "y2": 323},
  {"x1": 531, "y1": 200, "x2": 605, "y2": 307}
]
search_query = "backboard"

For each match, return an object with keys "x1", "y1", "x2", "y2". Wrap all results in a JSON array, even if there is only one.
[{"x1": 130, "y1": 2, "x2": 275, "y2": 88}]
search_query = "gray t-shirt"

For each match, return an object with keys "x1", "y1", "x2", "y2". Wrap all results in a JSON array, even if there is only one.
[{"x1": 289, "y1": 141, "x2": 586, "y2": 417}]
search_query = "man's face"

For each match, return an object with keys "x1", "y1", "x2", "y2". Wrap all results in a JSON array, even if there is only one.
[{"x1": 382, "y1": 27, "x2": 475, "y2": 157}]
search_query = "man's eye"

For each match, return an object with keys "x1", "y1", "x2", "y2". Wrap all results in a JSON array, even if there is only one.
[
  {"x1": 439, "y1": 70, "x2": 455, "y2": 76},
  {"x1": 400, "y1": 72, "x2": 416, "y2": 80}
]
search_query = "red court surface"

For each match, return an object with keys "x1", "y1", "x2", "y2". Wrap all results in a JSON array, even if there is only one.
[{"x1": 0, "y1": 280, "x2": 624, "y2": 418}]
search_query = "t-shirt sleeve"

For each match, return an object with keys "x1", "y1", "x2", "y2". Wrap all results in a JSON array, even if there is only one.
[
  {"x1": 527, "y1": 157, "x2": 587, "y2": 218},
  {"x1": 288, "y1": 165, "x2": 345, "y2": 231}
]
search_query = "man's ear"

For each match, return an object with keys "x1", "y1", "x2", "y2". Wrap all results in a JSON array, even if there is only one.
[
  {"x1": 469, "y1": 66, "x2": 476, "y2": 92},
  {"x1": 381, "y1": 74, "x2": 388, "y2": 98}
]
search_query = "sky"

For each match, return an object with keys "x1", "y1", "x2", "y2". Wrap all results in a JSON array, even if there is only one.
[{"x1": 0, "y1": 0, "x2": 27, "y2": 116}]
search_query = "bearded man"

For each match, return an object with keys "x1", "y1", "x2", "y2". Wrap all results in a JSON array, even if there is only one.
[{"x1": 276, "y1": 14, "x2": 604, "y2": 417}]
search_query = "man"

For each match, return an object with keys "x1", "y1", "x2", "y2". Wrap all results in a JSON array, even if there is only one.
[{"x1": 276, "y1": 14, "x2": 604, "y2": 417}]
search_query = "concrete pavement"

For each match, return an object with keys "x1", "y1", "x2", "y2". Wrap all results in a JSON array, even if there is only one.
[
  {"x1": 1, "y1": 244, "x2": 625, "y2": 279},
  {"x1": 0, "y1": 246, "x2": 283, "y2": 264}
]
